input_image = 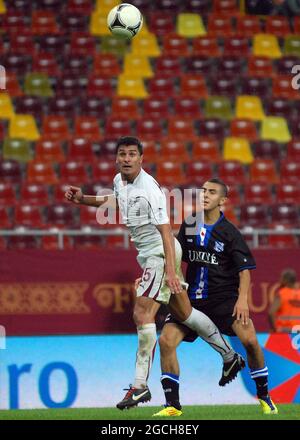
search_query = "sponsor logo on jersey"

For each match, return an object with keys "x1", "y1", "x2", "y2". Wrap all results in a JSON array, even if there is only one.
[
  {"x1": 188, "y1": 250, "x2": 218, "y2": 265},
  {"x1": 214, "y1": 241, "x2": 224, "y2": 252}
]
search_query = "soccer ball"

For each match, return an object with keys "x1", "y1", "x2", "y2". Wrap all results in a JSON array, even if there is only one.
[{"x1": 107, "y1": 3, "x2": 143, "y2": 39}]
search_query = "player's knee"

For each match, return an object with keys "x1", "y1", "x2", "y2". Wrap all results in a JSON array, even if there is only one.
[
  {"x1": 158, "y1": 333, "x2": 177, "y2": 353},
  {"x1": 243, "y1": 334, "x2": 259, "y2": 351}
]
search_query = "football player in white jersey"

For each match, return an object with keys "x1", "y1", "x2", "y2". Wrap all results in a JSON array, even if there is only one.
[{"x1": 65, "y1": 137, "x2": 244, "y2": 410}]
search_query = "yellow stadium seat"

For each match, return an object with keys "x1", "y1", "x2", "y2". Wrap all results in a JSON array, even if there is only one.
[
  {"x1": 177, "y1": 13, "x2": 207, "y2": 38},
  {"x1": 9, "y1": 115, "x2": 40, "y2": 141},
  {"x1": 24, "y1": 73, "x2": 54, "y2": 97},
  {"x1": 253, "y1": 34, "x2": 282, "y2": 59},
  {"x1": 204, "y1": 96, "x2": 232, "y2": 120},
  {"x1": 3, "y1": 138, "x2": 33, "y2": 162},
  {"x1": 236, "y1": 95, "x2": 265, "y2": 121},
  {"x1": 90, "y1": 11, "x2": 112, "y2": 36},
  {"x1": 131, "y1": 33, "x2": 161, "y2": 57},
  {"x1": 123, "y1": 54, "x2": 154, "y2": 78},
  {"x1": 95, "y1": 0, "x2": 120, "y2": 13},
  {"x1": 117, "y1": 75, "x2": 148, "y2": 99},
  {"x1": 0, "y1": 93, "x2": 15, "y2": 120},
  {"x1": 223, "y1": 137, "x2": 254, "y2": 164},
  {"x1": 261, "y1": 117, "x2": 291, "y2": 143},
  {"x1": 0, "y1": 0, "x2": 6, "y2": 14}
]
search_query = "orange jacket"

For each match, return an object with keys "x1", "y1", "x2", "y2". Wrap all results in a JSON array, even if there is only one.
[{"x1": 275, "y1": 287, "x2": 300, "y2": 331}]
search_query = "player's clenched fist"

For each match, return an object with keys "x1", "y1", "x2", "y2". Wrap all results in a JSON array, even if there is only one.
[{"x1": 65, "y1": 186, "x2": 83, "y2": 204}]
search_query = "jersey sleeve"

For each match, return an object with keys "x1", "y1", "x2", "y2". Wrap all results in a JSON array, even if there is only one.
[
  {"x1": 229, "y1": 229, "x2": 256, "y2": 272},
  {"x1": 147, "y1": 184, "x2": 169, "y2": 225}
]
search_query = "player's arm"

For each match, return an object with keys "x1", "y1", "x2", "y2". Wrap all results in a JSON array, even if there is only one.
[
  {"x1": 232, "y1": 269, "x2": 251, "y2": 325},
  {"x1": 268, "y1": 295, "x2": 281, "y2": 332},
  {"x1": 65, "y1": 186, "x2": 117, "y2": 208},
  {"x1": 155, "y1": 223, "x2": 182, "y2": 294}
]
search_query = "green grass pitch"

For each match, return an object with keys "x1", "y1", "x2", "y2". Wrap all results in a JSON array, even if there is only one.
[{"x1": 0, "y1": 404, "x2": 299, "y2": 420}]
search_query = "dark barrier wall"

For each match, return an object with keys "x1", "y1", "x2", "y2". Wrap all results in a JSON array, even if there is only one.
[{"x1": 0, "y1": 249, "x2": 299, "y2": 335}]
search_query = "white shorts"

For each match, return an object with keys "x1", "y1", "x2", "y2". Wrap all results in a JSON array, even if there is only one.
[{"x1": 136, "y1": 239, "x2": 188, "y2": 304}]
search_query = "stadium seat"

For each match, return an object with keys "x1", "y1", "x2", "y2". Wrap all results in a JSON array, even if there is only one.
[
  {"x1": 160, "y1": 138, "x2": 190, "y2": 162},
  {"x1": 37, "y1": 34, "x2": 67, "y2": 52},
  {"x1": 271, "y1": 203, "x2": 299, "y2": 225},
  {"x1": 48, "y1": 94, "x2": 78, "y2": 118},
  {"x1": 167, "y1": 117, "x2": 197, "y2": 141},
  {"x1": 247, "y1": 56, "x2": 273, "y2": 78},
  {"x1": 3, "y1": 138, "x2": 32, "y2": 162},
  {"x1": 287, "y1": 138, "x2": 300, "y2": 161},
  {"x1": 0, "y1": 207, "x2": 12, "y2": 229},
  {"x1": 20, "y1": 183, "x2": 49, "y2": 206},
  {"x1": 0, "y1": 159, "x2": 22, "y2": 183},
  {"x1": 276, "y1": 55, "x2": 300, "y2": 75},
  {"x1": 27, "y1": 160, "x2": 58, "y2": 184},
  {"x1": 280, "y1": 159, "x2": 300, "y2": 183},
  {"x1": 204, "y1": 96, "x2": 232, "y2": 120},
  {"x1": 24, "y1": 73, "x2": 53, "y2": 97},
  {"x1": 253, "y1": 34, "x2": 282, "y2": 59},
  {"x1": 264, "y1": 98, "x2": 292, "y2": 119},
  {"x1": 186, "y1": 160, "x2": 214, "y2": 185},
  {"x1": 0, "y1": 183, "x2": 16, "y2": 207},
  {"x1": 159, "y1": 0, "x2": 182, "y2": 12},
  {"x1": 123, "y1": 54, "x2": 154, "y2": 78},
  {"x1": 110, "y1": 97, "x2": 139, "y2": 120},
  {"x1": 55, "y1": 73, "x2": 86, "y2": 97},
  {"x1": 198, "y1": 118, "x2": 226, "y2": 139},
  {"x1": 100, "y1": 36, "x2": 129, "y2": 56},
  {"x1": 9, "y1": 115, "x2": 40, "y2": 141},
  {"x1": 244, "y1": 183, "x2": 274, "y2": 204},
  {"x1": 229, "y1": 119, "x2": 258, "y2": 140},
  {"x1": 42, "y1": 115, "x2": 70, "y2": 141},
  {"x1": 265, "y1": 16, "x2": 291, "y2": 37},
  {"x1": 92, "y1": 161, "x2": 117, "y2": 185},
  {"x1": 239, "y1": 204, "x2": 269, "y2": 227},
  {"x1": 78, "y1": 96, "x2": 106, "y2": 118},
  {"x1": 276, "y1": 183, "x2": 300, "y2": 204},
  {"x1": 74, "y1": 116, "x2": 102, "y2": 141},
  {"x1": 192, "y1": 36, "x2": 221, "y2": 57},
  {"x1": 63, "y1": 54, "x2": 90, "y2": 76},
  {"x1": 60, "y1": 12, "x2": 87, "y2": 32},
  {"x1": 156, "y1": 161, "x2": 186, "y2": 186},
  {"x1": 70, "y1": 32, "x2": 96, "y2": 56},
  {"x1": 148, "y1": 76, "x2": 175, "y2": 98},
  {"x1": 261, "y1": 117, "x2": 291, "y2": 143},
  {"x1": 117, "y1": 75, "x2": 148, "y2": 99},
  {"x1": 249, "y1": 159, "x2": 279, "y2": 184},
  {"x1": 210, "y1": 75, "x2": 238, "y2": 97},
  {"x1": 207, "y1": 14, "x2": 233, "y2": 37},
  {"x1": 177, "y1": 13, "x2": 206, "y2": 37},
  {"x1": 235, "y1": 96, "x2": 265, "y2": 121},
  {"x1": 5, "y1": 73, "x2": 23, "y2": 97},
  {"x1": 140, "y1": 140, "x2": 159, "y2": 164},
  {"x1": 180, "y1": 74, "x2": 208, "y2": 98},
  {"x1": 1, "y1": 10, "x2": 28, "y2": 34},
  {"x1": 14, "y1": 205, "x2": 44, "y2": 228},
  {"x1": 240, "y1": 77, "x2": 270, "y2": 99},
  {"x1": 7, "y1": 235, "x2": 39, "y2": 250},
  {"x1": 272, "y1": 75, "x2": 300, "y2": 99},
  {"x1": 3, "y1": 52, "x2": 32, "y2": 76},
  {"x1": 223, "y1": 137, "x2": 254, "y2": 164},
  {"x1": 217, "y1": 56, "x2": 245, "y2": 76},
  {"x1": 41, "y1": 230, "x2": 73, "y2": 250},
  {"x1": 142, "y1": 97, "x2": 169, "y2": 119},
  {"x1": 162, "y1": 33, "x2": 190, "y2": 57},
  {"x1": 173, "y1": 98, "x2": 201, "y2": 118},
  {"x1": 35, "y1": 139, "x2": 65, "y2": 164},
  {"x1": 10, "y1": 33, "x2": 35, "y2": 55},
  {"x1": 223, "y1": 37, "x2": 249, "y2": 56},
  {"x1": 87, "y1": 75, "x2": 114, "y2": 97},
  {"x1": 131, "y1": 33, "x2": 161, "y2": 57},
  {"x1": 31, "y1": 10, "x2": 59, "y2": 35},
  {"x1": 155, "y1": 56, "x2": 182, "y2": 78},
  {"x1": 0, "y1": 93, "x2": 15, "y2": 120},
  {"x1": 267, "y1": 223, "x2": 298, "y2": 248},
  {"x1": 252, "y1": 140, "x2": 281, "y2": 161},
  {"x1": 60, "y1": 161, "x2": 89, "y2": 184},
  {"x1": 236, "y1": 15, "x2": 261, "y2": 37},
  {"x1": 283, "y1": 35, "x2": 300, "y2": 57},
  {"x1": 93, "y1": 53, "x2": 121, "y2": 77},
  {"x1": 14, "y1": 96, "x2": 43, "y2": 119},
  {"x1": 192, "y1": 137, "x2": 221, "y2": 162},
  {"x1": 67, "y1": 0, "x2": 93, "y2": 15},
  {"x1": 148, "y1": 12, "x2": 175, "y2": 36},
  {"x1": 185, "y1": 56, "x2": 213, "y2": 75},
  {"x1": 47, "y1": 204, "x2": 78, "y2": 228},
  {"x1": 68, "y1": 137, "x2": 95, "y2": 162},
  {"x1": 218, "y1": 160, "x2": 247, "y2": 185},
  {"x1": 105, "y1": 117, "x2": 132, "y2": 138},
  {"x1": 80, "y1": 205, "x2": 101, "y2": 227},
  {"x1": 136, "y1": 118, "x2": 163, "y2": 140}
]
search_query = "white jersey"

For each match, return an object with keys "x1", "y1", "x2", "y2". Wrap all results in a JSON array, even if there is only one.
[{"x1": 113, "y1": 169, "x2": 169, "y2": 259}]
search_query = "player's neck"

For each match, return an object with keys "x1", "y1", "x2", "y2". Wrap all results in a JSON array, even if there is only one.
[
  {"x1": 204, "y1": 208, "x2": 221, "y2": 225},
  {"x1": 121, "y1": 168, "x2": 142, "y2": 184}
]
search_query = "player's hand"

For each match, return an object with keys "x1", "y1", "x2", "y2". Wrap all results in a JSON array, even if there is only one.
[
  {"x1": 65, "y1": 186, "x2": 83, "y2": 204},
  {"x1": 232, "y1": 298, "x2": 249, "y2": 325},
  {"x1": 166, "y1": 271, "x2": 182, "y2": 294},
  {"x1": 134, "y1": 277, "x2": 142, "y2": 291}
]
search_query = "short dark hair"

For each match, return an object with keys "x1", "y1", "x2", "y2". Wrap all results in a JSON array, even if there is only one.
[
  {"x1": 280, "y1": 268, "x2": 297, "y2": 288},
  {"x1": 205, "y1": 178, "x2": 228, "y2": 197},
  {"x1": 116, "y1": 137, "x2": 143, "y2": 155}
]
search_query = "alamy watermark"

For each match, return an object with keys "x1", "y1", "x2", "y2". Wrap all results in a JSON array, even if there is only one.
[
  {"x1": 0, "y1": 65, "x2": 6, "y2": 90},
  {"x1": 291, "y1": 65, "x2": 300, "y2": 90},
  {"x1": 291, "y1": 325, "x2": 300, "y2": 350},
  {"x1": 0, "y1": 325, "x2": 6, "y2": 349}
]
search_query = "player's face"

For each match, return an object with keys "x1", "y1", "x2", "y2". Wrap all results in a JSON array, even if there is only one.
[
  {"x1": 201, "y1": 182, "x2": 226, "y2": 211},
  {"x1": 116, "y1": 144, "x2": 143, "y2": 181}
]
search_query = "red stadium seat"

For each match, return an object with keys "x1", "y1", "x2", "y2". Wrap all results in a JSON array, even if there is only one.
[
  {"x1": 5, "y1": 72, "x2": 24, "y2": 97},
  {"x1": 280, "y1": 159, "x2": 300, "y2": 183},
  {"x1": 223, "y1": 37, "x2": 249, "y2": 56},
  {"x1": 32, "y1": 52, "x2": 61, "y2": 77},
  {"x1": 37, "y1": 34, "x2": 68, "y2": 52},
  {"x1": 207, "y1": 14, "x2": 234, "y2": 37},
  {"x1": 80, "y1": 205, "x2": 99, "y2": 227},
  {"x1": 42, "y1": 116, "x2": 71, "y2": 141},
  {"x1": 148, "y1": 76, "x2": 176, "y2": 97},
  {"x1": 0, "y1": 160, "x2": 22, "y2": 183},
  {"x1": 160, "y1": 138, "x2": 190, "y2": 162},
  {"x1": 155, "y1": 56, "x2": 183, "y2": 77},
  {"x1": 14, "y1": 96, "x2": 43, "y2": 119},
  {"x1": 68, "y1": 137, "x2": 95, "y2": 163},
  {"x1": 218, "y1": 160, "x2": 247, "y2": 185},
  {"x1": 14, "y1": 205, "x2": 44, "y2": 228},
  {"x1": 3, "y1": 52, "x2": 32, "y2": 75},
  {"x1": 247, "y1": 56, "x2": 273, "y2": 78},
  {"x1": 141, "y1": 140, "x2": 159, "y2": 164},
  {"x1": 230, "y1": 119, "x2": 258, "y2": 140},
  {"x1": 20, "y1": 183, "x2": 50, "y2": 206},
  {"x1": 192, "y1": 137, "x2": 221, "y2": 162},
  {"x1": 271, "y1": 203, "x2": 299, "y2": 225},
  {"x1": 41, "y1": 231, "x2": 73, "y2": 250},
  {"x1": 73, "y1": 235, "x2": 103, "y2": 249},
  {"x1": 199, "y1": 118, "x2": 226, "y2": 139},
  {"x1": 250, "y1": 159, "x2": 279, "y2": 184},
  {"x1": 111, "y1": 98, "x2": 140, "y2": 120},
  {"x1": 56, "y1": 73, "x2": 86, "y2": 97},
  {"x1": 287, "y1": 138, "x2": 300, "y2": 161},
  {"x1": 173, "y1": 98, "x2": 202, "y2": 118},
  {"x1": 210, "y1": 75, "x2": 238, "y2": 97},
  {"x1": 100, "y1": 138, "x2": 118, "y2": 160},
  {"x1": 192, "y1": 36, "x2": 221, "y2": 57},
  {"x1": 78, "y1": 96, "x2": 106, "y2": 118},
  {"x1": 60, "y1": 161, "x2": 89, "y2": 185},
  {"x1": 1, "y1": 10, "x2": 28, "y2": 34},
  {"x1": 92, "y1": 161, "x2": 117, "y2": 185},
  {"x1": 143, "y1": 97, "x2": 169, "y2": 119},
  {"x1": 8, "y1": 235, "x2": 39, "y2": 250},
  {"x1": 27, "y1": 160, "x2": 58, "y2": 185},
  {"x1": 180, "y1": 74, "x2": 208, "y2": 98},
  {"x1": 236, "y1": 15, "x2": 262, "y2": 37},
  {"x1": 267, "y1": 223, "x2": 298, "y2": 248},
  {"x1": 185, "y1": 56, "x2": 213, "y2": 75},
  {"x1": 276, "y1": 183, "x2": 300, "y2": 204},
  {"x1": 87, "y1": 75, "x2": 114, "y2": 97},
  {"x1": 136, "y1": 118, "x2": 163, "y2": 140},
  {"x1": 240, "y1": 77, "x2": 270, "y2": 99},
  {"x1": 47, "y1": 204, "x2": 79, "y2": 228},
  {"x1": 167, "y1": 117, "x2": 197, "y2": 141},
  {"x1": 67, "y1": 0, "x2": 93, "y2": 15},
  {"x1": 239, "y1": 204, "x2": 269, "y2": 227},
  {"x1": 213, "y1": 0, "x2": 239, "y2": 16},
  {"x1": 162, "y1": 33, "x2": 190, "y2": 57},
  {"x1": 70, "y1": 32, "x2": 96, "y2": 55},
  {"x1": 272, "y1": 75, "x2": 300, "y2": 99},
  {"x1": 74, "y1": 116, "x2": 102, "y2": 141},
  {"x1": 148, "y1": 12, "x2": 175, "y2": 36},
  {"x1": 10, "y1": 33, "x2": 35, "y2": 55},
  {"x1": 265, "y1": 16, "x2": 291, "y2": 37},
  {"x1": 105, "y1": 117, "x2": 133, "y2": 138},
  {"x1": 276, "y1": 56, "x2": 300, "y2": 75},
  {"x1": 156, "y1": 161, "x2": 186, "y2": 186},
  {"x1": 35, "y1": 138, "x2": 65, "y2": 163},
  {"x1": 60, "y1": 12, "x2": 87, "y2": 32},
  {"x1": 252, "y1": 140, "x2": 281, "y2": 161},
  {"x1": 0, "y1": 183, "x2": 17, "y2": 207},
  {"x1": 93, "y1": 54, "x2": 121, "y2": 77},
  {"x1": 47, "y1": 95, "x2": 77, "y2": 118},
  {"x1": 186, "y1": 160, "x2": 214, "y2": 185},
  {"x1": 63, "y1": 54, "x2": 90, "y2": 75},
  {"x1": 244, "y1": 183, "x2": 274, "y2": 204},
  {"x1": 265, "y1": 98, "x2": 292, "y2": 119},
  {"x1": 31, "y1": 10, "x2": 59, "y2": 35}
]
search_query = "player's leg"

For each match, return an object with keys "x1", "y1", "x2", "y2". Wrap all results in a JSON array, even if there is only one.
[
  {"x1": 153, "y1": 323, "x2": 187, "y2": 417},
  {"x1": 232, "y1": 319, "x2": 278, "y2": 414}
]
